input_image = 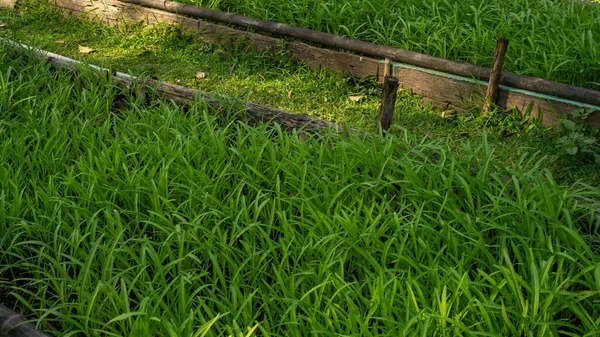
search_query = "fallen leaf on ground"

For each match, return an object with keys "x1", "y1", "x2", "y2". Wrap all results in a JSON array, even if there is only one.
[
  {"x1": 441, "y1": 110, "x2": 457, "y2": 120},
  {"x1": 55, "y1": 40, "x2": 66, "y2": 45},
  {"x1": 195, "y1": 71, "x2": 207, "y2": 79},
  {"x1": 287, "y1": 90, "x2": 293, "y2": 99},
  {"x1": 78, "y1": 45, "x2": 95, "y2": 54},
  {"x1": 349, "y1": 95, "x2": 364, "y2": 102},
  {"x1": 0, "y1": 24, "x2": 6, "y2": 28},
  {"x1": 257, "y1": 73, "x2": 265, "y2": 80}
]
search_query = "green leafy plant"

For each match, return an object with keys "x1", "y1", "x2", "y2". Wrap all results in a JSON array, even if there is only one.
[
  {"x1": 1, "y1": 43, "x2": 600, "y2": 337},
  {"x1": 555, "y1": 109, "x2": 600, "y2": 163}
]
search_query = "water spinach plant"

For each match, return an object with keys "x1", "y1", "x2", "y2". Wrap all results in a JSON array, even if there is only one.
[{"x1": 1, "y1": 45, "x2": 600, "y2": 336}]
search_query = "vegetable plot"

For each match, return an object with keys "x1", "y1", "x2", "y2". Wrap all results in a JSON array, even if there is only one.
[
  {"x1": 183, "y1": 0, "x2": 600, "y2": 90},
  {"x1": 1, "y1": 45, "x2": 600, "y2": 336}
]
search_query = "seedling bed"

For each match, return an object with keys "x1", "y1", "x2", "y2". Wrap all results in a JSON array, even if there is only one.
[{"x1": 47, "y1": 0, "x2": 600, "y2": 128}]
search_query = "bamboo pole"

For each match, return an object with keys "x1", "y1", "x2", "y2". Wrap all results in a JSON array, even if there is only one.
[
  {"x1": 1, "y1": 38, "x2": 353, "y2": 135},
  {"x1": 378, "y1": 76, "x2": 399, "y2": 131},
  {"x1": 483, "y1": 37, "x2": 509, "y2": 115},
  {"x1": 383, "y1": 58, "x2": 392, "y2": 77},
  {"x1": 118, "y1": 0, "x2": 600, "y2": 107}
]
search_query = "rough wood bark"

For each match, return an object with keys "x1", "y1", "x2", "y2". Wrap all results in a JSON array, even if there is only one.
[
  {"x1": 1, "y1": 38, "x2": 348, "y2": 134},
  {"x1": 483, "y1": 37, "x2": 509, "y2": 115},
  {"x1": 0, "y1": 305, "x2": 52, "y2": 337},
  {"x1": 378, "y1": 76, "x2": 399, "y2": 131},
  {"x1": 120, "y1": 0, "x2": 600, "y2": 107}
]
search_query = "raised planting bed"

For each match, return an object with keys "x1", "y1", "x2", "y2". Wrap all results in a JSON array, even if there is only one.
[
  {"x1": 46, "y1": 0, "x2": 600, "y2": 128},
  {"x1": 166, "y1": 0, "x2": 600, "y2": 91}
]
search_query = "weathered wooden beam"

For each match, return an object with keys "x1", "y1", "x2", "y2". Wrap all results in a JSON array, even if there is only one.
[
  {"x1": 483, "y1": 37, "x2": 509, "y2": 115},
  {"x1": 1, "y1": 38, "x2": 348, "y2": 134},
  {"x1": 119, "y1": 0, "x2": 600, "y2": 107}
]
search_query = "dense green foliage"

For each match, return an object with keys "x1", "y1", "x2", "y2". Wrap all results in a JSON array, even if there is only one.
[
  {"x1": 184, "y1": 0, "x2": 600, "y2": 90},
  {"x1": 1, "y1": 48, "x2": 600, "y2": 336},
  {"x1": 3, "y1": 2, "x2": 599, "y2": 187}
]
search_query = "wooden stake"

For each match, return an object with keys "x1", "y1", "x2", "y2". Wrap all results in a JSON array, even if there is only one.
[
  {"x1": 483, "y1": 37, "x2": 509, "y2": 115},
  {"x1": 383, "y1": 57, "x2": 392, "y2": 77},
  {"x1": 378, "y1": 76, "x2": 399, "y2": 131}
]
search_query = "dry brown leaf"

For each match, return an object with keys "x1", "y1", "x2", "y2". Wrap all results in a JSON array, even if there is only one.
[
  {"x1": 349, "y1": 95, "x2": 364, "y2": 102},
  {"x1": 78, "y1": 45, "x2": 95, "y2": 54},
  {"x1": 257, "y1": 73, "x2": 265, "y2": 80},
  {"x1": 441, "y1": 110, "x2": 457, "y2": 120},
  {"x1": 0, "y1": 24, "x2": 7, "y2": 28},
  {"x1": 55, "y1": 40, "x2": 66, "y2": 45},
  {"x1": 287, "y1": 90, "x2": 293, "y2": 99},
  {"x1": 195, "y1": 71, "x2": 207, "y2": 79}
]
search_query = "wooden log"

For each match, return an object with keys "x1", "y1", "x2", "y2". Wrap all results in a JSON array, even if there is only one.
[
  {"x1": 378, "y1": 76, "x2": 399, "y2": 131},
  {"x1": 119, "y1": 0, "x2": 600, "y2": 107},
  {"x1": 1, "y1": 38, "x2": 349, "y2": 134},
  {"x1": 483, "y1": 37, "x2": 509, "y2": 115},
  {"x1": 0, "y1": 304, "x2": 52, "y2": 337}
]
